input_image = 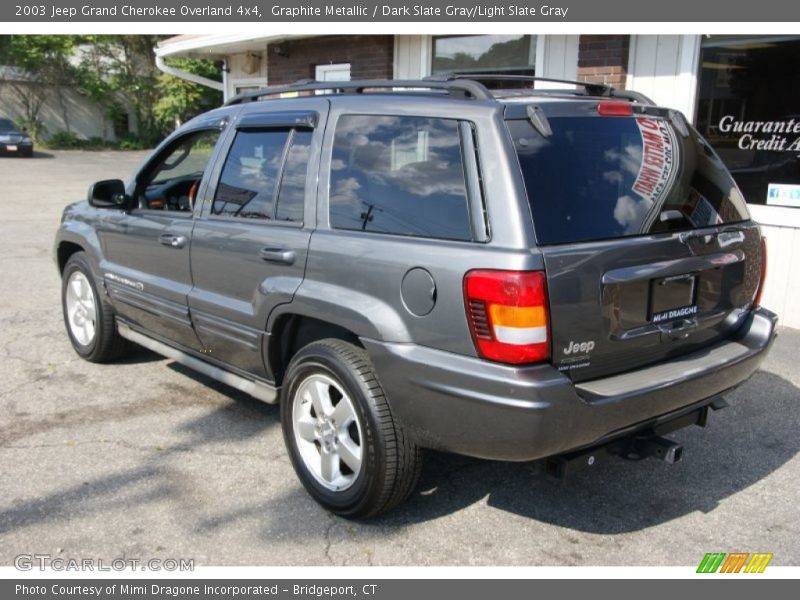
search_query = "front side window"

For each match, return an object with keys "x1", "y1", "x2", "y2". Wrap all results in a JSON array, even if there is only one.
[
  {"x1": 329, "y1": 115, "x2": 472, "y2": 241},
  {"x1": 138, "y1": 129, "x2": 221, "y2": 212}
]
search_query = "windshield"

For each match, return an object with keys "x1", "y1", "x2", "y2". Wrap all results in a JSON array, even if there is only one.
[
  {"x1": 507, "y1": 115, "x2": 750, "y2": 245},
  {"x1": 0, "y1": 118, "x2": 17, "y2": 132}
]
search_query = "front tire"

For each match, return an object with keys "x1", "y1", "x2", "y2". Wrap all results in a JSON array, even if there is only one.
[
  {"x1": 280, "y1": 339, "x2": 422, "y2": 518},
  {"x1": 61, "y1": 252, "x2": 128, "y2": 362}
]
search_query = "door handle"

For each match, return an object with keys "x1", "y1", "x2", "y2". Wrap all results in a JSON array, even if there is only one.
[
  {"x1": 159, "y1": 233, "x2": 187, "y2": 249},
  {"x1": 259, "y1": 247, "x2": 296, "y2": 265}
]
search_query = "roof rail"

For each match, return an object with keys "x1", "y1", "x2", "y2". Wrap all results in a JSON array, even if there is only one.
[
  {"x1": 224, "y1": 78, "x2": 494, "y2": 106},
  {"x1": 428, "y1": 73, "x2": 614, "y2": 98},
  {"x1": 604, "y1": 89, "x2": 655, "y2": 105}
]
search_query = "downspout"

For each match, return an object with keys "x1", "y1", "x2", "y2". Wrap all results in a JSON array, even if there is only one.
[{"x1": 155, "y1": 54, "x2": 225, "y2": 93}]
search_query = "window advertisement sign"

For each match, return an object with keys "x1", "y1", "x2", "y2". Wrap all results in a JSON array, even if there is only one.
[{"x1": 696, "y1": 36, "x2": 800, "y2": 207}]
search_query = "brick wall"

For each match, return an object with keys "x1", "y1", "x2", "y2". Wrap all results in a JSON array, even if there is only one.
[
  {"x1": 577, "y1": 35, "x2": 630, "y2": 89},
  {"x1": 266, "y1": 36, "x2": 394, "y2": 85}
]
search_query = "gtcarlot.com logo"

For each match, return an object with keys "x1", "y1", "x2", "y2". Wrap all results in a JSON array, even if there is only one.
[
  {"x1": 14, "y1": 554, "x2": 194, "y2": 572},
  {"x1": 697, "y1": 552, "x2": 773, "y2": 573}
]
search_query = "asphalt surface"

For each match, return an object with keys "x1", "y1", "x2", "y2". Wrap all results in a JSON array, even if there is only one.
[{"x1": 0, "y1": 150, "x2": 798, "y2": 567}]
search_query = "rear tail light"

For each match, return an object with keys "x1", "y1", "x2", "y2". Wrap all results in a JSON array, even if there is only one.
[
  {"x1": 597, "y1": 101, "x2": 633, "y2": 117},
  {"x1": 754, "y1": 236, "x2": 768, "y2": 307},
  {"x1": 464, "y1": 270, "x2": 550, "y2": 364}
]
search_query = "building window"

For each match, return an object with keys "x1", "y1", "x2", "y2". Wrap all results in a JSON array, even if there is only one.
[
  {"x1": 431, "y1": 35, "x2": 536, "y2": 75},
  {"x1": 234, "y1": 84, "x2": 263, "y2": 95},
  {"x1": 696, "y1": 36, "x2": 800, "y2": 207},
  {"x1": 315, "y1": 63, "x2": 351, "y2": 82}
]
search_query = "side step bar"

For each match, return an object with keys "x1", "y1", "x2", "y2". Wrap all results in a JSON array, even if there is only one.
[{"x1": 117, "y1": 322, "x2": 278, "y2": 404}]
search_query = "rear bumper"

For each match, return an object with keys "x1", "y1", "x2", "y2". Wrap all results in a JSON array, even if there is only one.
[{"x1": 363, "y1": 307, "x2": 778, "y2": 461}]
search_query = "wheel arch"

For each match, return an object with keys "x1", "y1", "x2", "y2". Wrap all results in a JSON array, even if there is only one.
[{"x1": 267, "y1": 313, "x2": 363, "y2": 386}]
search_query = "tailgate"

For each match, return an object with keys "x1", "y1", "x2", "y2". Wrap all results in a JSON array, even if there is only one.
[{"x1": 506, "y1": 104, "x2": 762, "y2": 381}]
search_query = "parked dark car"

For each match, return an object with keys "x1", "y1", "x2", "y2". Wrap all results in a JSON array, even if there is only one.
[
  {"x1": 0, "y1": 117, "x2": 33, "y2": 157},
  {"x1": 54, "y1": 76, "x2": 777, "y2": 517}
]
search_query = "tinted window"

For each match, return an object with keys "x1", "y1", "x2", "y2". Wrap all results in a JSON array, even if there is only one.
[
  {"x1": 0, "y1": 118, "x2": 16, "y2": 132},
  {"x1": 507, "y1": 116, "x2": 750, "y2": 245},
  {"x1": 276, "y1": 130, "x2": 312, "y2": 222},
  {"x1": 139, "y1": 129, "x2": 221, "y2": 211},
  {"x1": 330, "y1": 115, "x2": 472, "y2": 241},
  {"x1": 213, "y1": 130, "x2": 289, "y2": 219}
]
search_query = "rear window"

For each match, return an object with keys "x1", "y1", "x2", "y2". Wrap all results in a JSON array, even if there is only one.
[{"x1": 507, "y1": 115, "x2": 750, "y2": 245}]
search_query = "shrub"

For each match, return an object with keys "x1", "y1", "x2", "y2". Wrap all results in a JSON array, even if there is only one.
[{"x1": 47, "y1": 130, "x2": 84, "y2": 148}]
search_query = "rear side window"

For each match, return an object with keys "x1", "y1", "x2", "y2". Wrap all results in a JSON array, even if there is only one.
[
  {"x1": 213, "y1": 128, "x2": 310, "y2": 222},
  {"x1": 329, "y1": 115, "x2": 472, "y2": 241},
  {"x1": 507, "y1": 116, "x2": 750, "y2": 245}
]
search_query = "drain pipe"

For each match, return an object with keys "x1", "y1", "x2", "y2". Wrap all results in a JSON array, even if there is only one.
[{"x1": 155, "y1": 54, "x2": 225, "y2": 93}]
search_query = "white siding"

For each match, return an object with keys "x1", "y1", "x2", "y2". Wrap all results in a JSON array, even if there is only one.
[
  {"x1": 627, "y1": 35, "x2": 701, "y2": 119},
  {"x1": 749, "y1": 205, "x2": 800, "y2": 329},
  {"x1": 393, "y1": 35, "x2": 431, "y2": 79},
  {"x1": 535, "y1": 35, "x2": 579, "y2": 86},
  {"x1": 225, "y1": 49, "x2": 268, "y2": 99}
]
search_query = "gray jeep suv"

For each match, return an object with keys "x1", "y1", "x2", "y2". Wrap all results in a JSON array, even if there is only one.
[{"x1": 54, "y1": 76, "x2": 777, "y2": 517}]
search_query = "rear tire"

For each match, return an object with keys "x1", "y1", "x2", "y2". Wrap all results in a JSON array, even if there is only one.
[
  {"x1": 280, "y1": 339, "x2": 422, "y2": 518},
  {"x1": 61, "y1": 252, "x2": 128, "y2": 362}
]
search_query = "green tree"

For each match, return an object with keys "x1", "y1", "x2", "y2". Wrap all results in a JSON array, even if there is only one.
[
  {"x1": 79, "y1": 36, "x2": 221, "y2": 145},
  {"x1": 153, "y1": 57, "x2": 222, "y2": 130},
  {"x1": 0, "y1": 35, "x2": 81, "y2": 139},
  {"x1": 78, "y1": 35, "x2": 163, "y2": 145}
]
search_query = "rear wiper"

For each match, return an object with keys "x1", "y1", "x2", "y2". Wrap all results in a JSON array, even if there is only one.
[{"x1": 660, "y1": 209, "x2": 684, "y2": 222}]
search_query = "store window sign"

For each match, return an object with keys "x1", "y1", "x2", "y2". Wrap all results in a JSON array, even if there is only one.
[
  {"x1": 767, "y1": 183, "x2": 800, "y2": 207},
  {"x1": 718, "y1": 115, "x2": 800, "y2": 153}
]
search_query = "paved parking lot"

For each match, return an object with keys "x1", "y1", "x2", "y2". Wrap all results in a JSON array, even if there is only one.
[{"x1": 0, "y1": 150, "x2": 798, "y2": 567}]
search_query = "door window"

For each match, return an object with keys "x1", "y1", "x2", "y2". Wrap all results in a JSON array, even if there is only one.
[
  {"x1": 136, "y1": 129, "x2": 221, "y2": 212},
  {"x1": 212, "y1": 127, "x2": 312, "y2": 222}
]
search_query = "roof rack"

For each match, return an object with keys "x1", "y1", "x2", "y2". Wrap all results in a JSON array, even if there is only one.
[
  {"x1": 427, "y1": 73, "x2": 655, "y2": 104},
  {"x1": 428, "y1": 73, "x2": 613, "y2": 97},
  {"x1": 223, "y1": 74, "x2": 655, "y2": 108},
  {"x1": 224, "y1": 78, "x2": 494, "y2": 106}
]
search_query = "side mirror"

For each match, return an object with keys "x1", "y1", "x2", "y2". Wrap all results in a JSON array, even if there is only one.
[{"x1": 88, "y1": 179, "x2": 128, "y2": 208}]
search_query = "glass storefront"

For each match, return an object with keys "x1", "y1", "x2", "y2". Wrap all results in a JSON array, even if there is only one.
[{"x1": 696, "y1": 36, "x2": 800, "y2": 208}]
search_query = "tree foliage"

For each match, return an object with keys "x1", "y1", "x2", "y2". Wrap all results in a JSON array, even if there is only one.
[
  {"x1": 1, "y1": 35, "x2": 223, "y2": 146},
  {"x1": 154, "y1": 57, "x2": 222, "y2": 130},
  {"x1": 78, "y1": 36, "x2": 222, "y2": 145},
  {"x1": 0, "y1": 35, "x2": 82, "y2": 139}
]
